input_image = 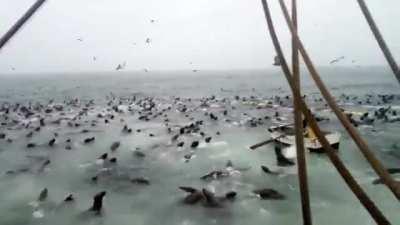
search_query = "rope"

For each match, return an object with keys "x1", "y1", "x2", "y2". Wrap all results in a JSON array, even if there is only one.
[
  {"x1": 261, "y1": 1, "x2": 390, "y2": 224},
  {"x1": 356, "y1": 0, "x2": 400, "y2": 84},
  {"x1": 0, "y1": 0, "x2": 46, "y2": 50},
  {"x1": 291, "y1": 0, "x2": 312, "y2": 224},
  {"x1": 277, "y1": 0, "x2": 400, "y2": 201}
]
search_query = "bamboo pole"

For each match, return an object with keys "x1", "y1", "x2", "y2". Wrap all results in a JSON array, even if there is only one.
[
  {"x1": 277, "y1": 0, "x2": 400, "y2": 201},
  {"x1": 261, "y1": 1, "x2": 390, "y2": 224},
  {"x1": 356, "y1": 0, "x2": 400, "y2": 84},
  {"x1": 0, "y1": 0, "x2": 46, "y2": 51},
  {"x1": 291, "y1": 0, "x2": 312, "y2": 224}
]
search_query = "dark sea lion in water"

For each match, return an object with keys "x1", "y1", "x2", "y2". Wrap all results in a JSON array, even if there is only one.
[
  {"x1": 110, "y1": 141, "x2": 120, "y2": 151},
  {"x1": 89, "y1": 191, "x2": 107, "y2": 214},
  {"x1": 91, "y1": 175, "x2": 98, "y2": 183},
  {"x1": 38, "y1": 159, "x2": 51, "y2": 173},
  {"x1": 202, "y1": 188, "x2": 221, "y2": 207},
  {"x1": 134, "y1": 150, "x2": 146, "y2": 158},
  {"x1": 48, "y1": 138, "x2": 56, "y2": 146},
  {"x1": 64, "y1": 194, "x2": 75, "y2": 202},
  {"x1": 40, "y1": 118, "x2": 45, "y2": 127},
  {"x1": 38, "y1": 188, "x2": 48, "y2": 202},
  {"x1": 205, "y1": 136, "x2": 212, "y2": 143},
  {"x1": 84, "y1": 137, "x2": 95, "y2": 144},
  {"x1": 122, "y1": 125, "x2": 132, "y2": 133},
  {"x1": 191, "y1": 141, "x2": 199, "y2": 148},
  {"x1": 201, "y1": 170, "x2": 229, "y2": 180},
  {"x1": 0, "y1": 133, "x2": 6, "y2": 139},
  {"x1": 179, "y1": 187, "x2": 205, "y2": 205},
  {"x1": 253, "y1": 188, "x2": 285, "y2": 200},
  {"x1": 179, "y1": 187, "x2": 236, "y2": 207},
  {"x1": 27, "y1": 143, "x2": 36, "y2": 148},
  {"x1": 177, "y1": 142, "x2": 184, "y2": 147},
  {"x1": 261, "y1": 165, "x2": 279, "y2": 175},
  {"x1": 109, "y1": 157, "x2": 117, "y2": 163},
  {"x1": 26, "y1": 131, "x2": 33, "y2": 138},
  {"x1": 274, "y1": 146, "x2": 295, "y2": 167},
  {"x1": 98, "y1": 153, "x2": 108, "y2": 160}
]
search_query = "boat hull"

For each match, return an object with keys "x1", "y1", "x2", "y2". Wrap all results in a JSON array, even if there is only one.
[{"x1": 270, "y1": 129, "x2": 341, "y2": 154}]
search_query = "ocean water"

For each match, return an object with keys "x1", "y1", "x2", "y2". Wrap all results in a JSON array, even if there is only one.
[{"x1": 0, "y1": 67, "x2": 400, "y2": 225}]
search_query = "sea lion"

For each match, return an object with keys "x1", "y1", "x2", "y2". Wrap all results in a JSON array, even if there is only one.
[
  {"x1": 261, "y1": 165, "x2": 279, "y2": 175},
  {"x1": 27, "y1": 143, "x2": 36, "y2": 148},
  {"x1": 202, "y1": 188, "x2": 220, "y2": 207},
  {"x1": 253, "y1": 188, "x2": 285, "y2": 200},
  {"x1": 84, "y1": 137, "x2": 95, "y2": 144},
  {"x1": 110, "y1": 141, "x2": 120, "y2": 151},
  {"x1": 201, "y1": 170, "x2": 229, "y2": 180},
  {"x1": 179, "y1": 187, "x2": 236, "y2": 207},
  {"x1": 38, "y1": 188, "x2": 48, "y2": 202},
  {"x1": 134, "y1": 150, "x2": 146, "y2": 158},
  {"x1": 109, "y1": 157, "x2": 117, "y2": 163},
  {"x1": 38, "y1": 159, "x2": 51, "y2": 173},
  {"x1": 89, "y1": 191, "x2": 106, "y2": 214},
  {"x1": 64, "y1": 194, "x2": 75, "y2": 202},
  {"x1": 98, "y1": 153, "x2": 108, "y2": 160},
  {"x1": 177, "y1": 142, "x2": 184, "y2": 147},
  {"x1": 191, "y1": 141, "x2": 199, "y2": 148},
  {"x1": 48, "y1": 138, "x2": 56, "y2": 146}
]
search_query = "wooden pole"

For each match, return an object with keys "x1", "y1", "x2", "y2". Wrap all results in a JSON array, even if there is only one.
[
  {"x1": 356, "y1": 0, "x2": 400, "y2": 84},
  {"x1": 0, "y1": 0, "x2": 46, "y2": 51},
  {"x1": 261, "y1": 1, "x2": 390, "y2": 224},
  {"x1": 277, "y1": 0, "x2": 400, "y2": 201},
  {"x1": 291, "y1": 0, "x2": 312, "y2": 224}
]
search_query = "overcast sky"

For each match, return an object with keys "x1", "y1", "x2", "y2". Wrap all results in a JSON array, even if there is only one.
[{"x1": 0, "y1": 0, "x2": 399, "y2": 74}]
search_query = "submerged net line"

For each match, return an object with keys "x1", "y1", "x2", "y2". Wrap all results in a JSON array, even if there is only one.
[{"x1": 261, "y1": 0, "x2": 391, "y2": 224}]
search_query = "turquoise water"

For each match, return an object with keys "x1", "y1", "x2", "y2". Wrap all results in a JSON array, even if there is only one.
[{"x1": 0, "y1": 68, "x2": 400, "y2": 225}]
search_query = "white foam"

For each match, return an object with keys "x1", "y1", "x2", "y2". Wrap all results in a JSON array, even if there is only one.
[
  {"x1": 283, "y1": 145, "x2": 297, "y2": 159},
  {"x1": 32, "y1": 209, "x2": 44, "y2": 218}
]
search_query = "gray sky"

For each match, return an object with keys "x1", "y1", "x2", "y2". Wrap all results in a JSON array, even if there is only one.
[{"x1": 0, "y1": 0, "x2": 399, "y2": 74}]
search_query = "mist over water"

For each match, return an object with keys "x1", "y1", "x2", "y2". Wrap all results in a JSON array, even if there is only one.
[{"x1": 1, "y1": 68, "x2": 400, "y2": 225}]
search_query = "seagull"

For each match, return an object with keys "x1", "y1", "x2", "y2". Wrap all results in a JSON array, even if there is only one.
[
  {"x1": 116, "y1": 62, "x2": 126, "y2": 71},
  {"x1": 329, "y1": 56, "x2": 345, "y2": 64},
  {"x1": 273, "y1": 56, "x2": 281, "y2": 66}
]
